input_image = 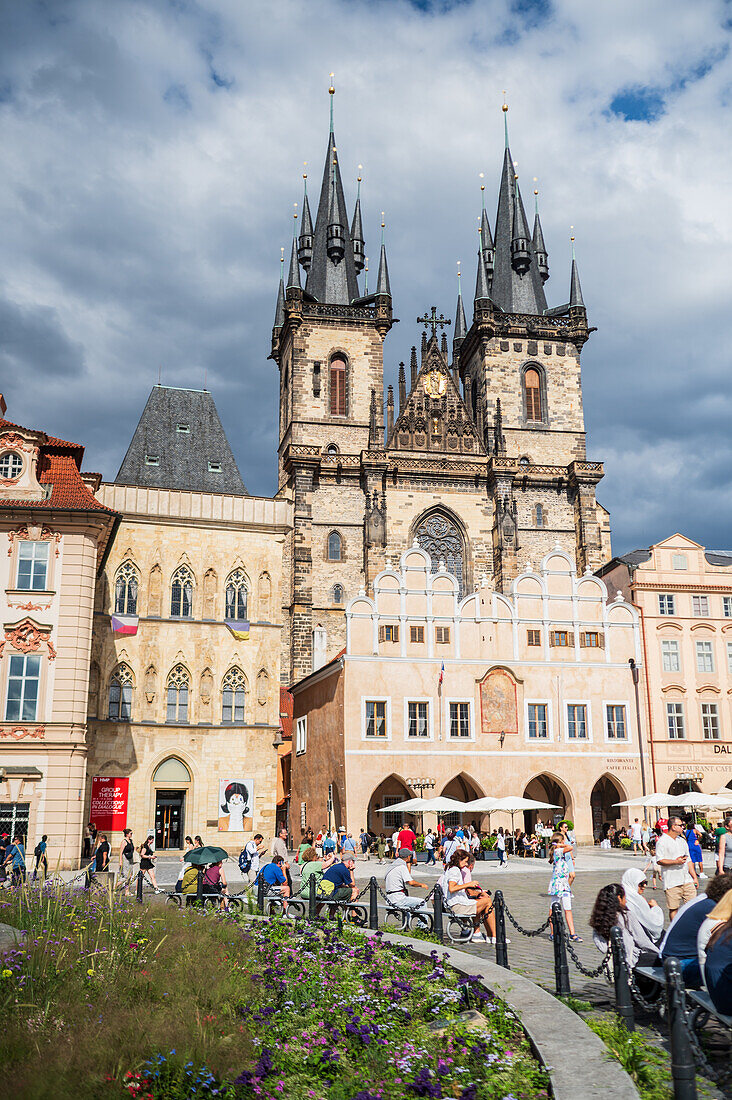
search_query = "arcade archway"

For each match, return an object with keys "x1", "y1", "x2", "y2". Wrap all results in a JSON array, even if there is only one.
[
  {"x1": 590, "y1": 774, "x2": 628, "y2": 841},
  {"x1": 367, "y1": 775, "x2": 413, "y2": 835},
  {"x1": 440, "y1": 773, "x2": 484, "y2": 828},
  {"x1": 523, "y1": 773, "x2": 572, "y2": 833}
]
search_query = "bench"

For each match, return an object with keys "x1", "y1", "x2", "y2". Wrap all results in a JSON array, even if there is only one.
[{"x1": 687, "y1": 988, "x2": 732, "y2": 1030}]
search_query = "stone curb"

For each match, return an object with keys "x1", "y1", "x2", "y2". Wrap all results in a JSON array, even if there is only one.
[{"x1": 369, "y1": 930, "x2": 640, "y2": 1100}]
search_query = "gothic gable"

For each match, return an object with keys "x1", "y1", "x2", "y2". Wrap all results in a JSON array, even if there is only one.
[{"x1": 387, "y1": 338, "x2": 483, "y2": 456}]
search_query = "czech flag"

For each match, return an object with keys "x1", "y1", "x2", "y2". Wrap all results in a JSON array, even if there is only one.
[
  {"x1": 111, "y1": 614, "x2": 139, "y2": 635},
  {"x1": 226, "y1": 620, "x2": 250, "y2": 641}
]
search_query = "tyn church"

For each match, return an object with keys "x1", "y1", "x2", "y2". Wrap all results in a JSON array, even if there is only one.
[{"x1": 273, "y1": 93, "x2": 612, "y2": 682}]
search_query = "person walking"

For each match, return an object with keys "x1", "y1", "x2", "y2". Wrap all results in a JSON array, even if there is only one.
[
  {"x1": 496, "y1": 827, "x2": 507, "y2": 868},
  {"x1": 5, "y1": 834, "x2": 26, "y2": 886},
  {"x1": 397, "y1": 821, "x2": 417, "y2": 853},
  {"x1": 138, "y1": 832, "x2": 160, "y2": 892},
  {"x1": 716, "y1": 816, "x2": 732, "y2": 877},
  {"x1": 685, "y1": 820, "x2": 706, "y2": 879},
  {"x1": 630, "y1": 818, "x2": 643, "y2": 854},
  {"x1": 655, "y1": 815, "x2": 698, "y2": 920},
  {"x1": 547, "y1": 831, "x2": 581, "y2": 942},
  {"x1": 32, "y1": 835, "x2": 48, "y2": 881},
  {"x1": 340, "y1": 832, "x2": 357, "y2": 858},
  {"x1": 376, "y1": 833, "x2": 387, "y2": 864},
  {"x1": 359, "y1": 829, "x2": 370, "y2": 860},
  {"x1": 424, "y1": 829, "x2": 436, "y2": 865},
  {"x1": 244, "y1": 833, "x2": 266, "y2": 884},
  {"x1": 118, "y1": 829, "x2": 136, "y2": 895}
]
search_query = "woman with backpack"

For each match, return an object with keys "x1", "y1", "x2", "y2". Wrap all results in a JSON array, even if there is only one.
[{"x1": 32, "y1": 835, "x2": 48, "y2": 881}]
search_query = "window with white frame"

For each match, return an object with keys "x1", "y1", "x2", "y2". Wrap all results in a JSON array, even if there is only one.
[
  {"x1": 166, "y1": 665, "x2": 190, "y2": 723},
  {"x1": 449, "y1": 702, "x2": 470, "y2": 738},
  {"x1": 0, "y1": 802, "x2": 29, "y2": 844},
  {"x1": 435, "y1": 626, "x2": 450, "y2": 644},
  {"x1": 365, "y1": 700, "x2": 387, "y2": 738},
  {"x1": 724, "y1": 596, "x2": 732, "y2": 618},
  {"x1": 16, "y1": 542, "x2": 49, "y2": 591},
  {"x1": 695, "y1": 640, "x2": 714, "y2": 674},
  {"x1": 108, "y1": 664, "x2": 133, "y2": 720},
  {"x1": 0, "y1": 452, "x2": 23, "y2": 480},
  {"x1": 295, "y1": 716, "x2": 307, "y2": 754},
  {"x1": 658, "y1": 594, "x2": 675, "y2": 615},
  {"x1": 605, "y1": 704, "x2": 627, "y2": 740},
  {"x1": 727, "y1": 641, "x2": 732, "y2": 674},
  {"x1": 666, "y1": 701, "x2": 685, "y2": 739},
  {"x1": 566, "y1": 703, "x2": 588, "y2": 739},
  {"x1": 5, "y1": 654, "x2": 41, "y2": 721},
  {"x1": 692, "y1": 595, "x2": 710, "y2": 617},
  {"x1": 672, "y1": 554, "x2": 688, "y2": 570},
  {"x1": 407, "y1": 701, "x2": 429, "y2": 738},
  {"x1": 701, "y1": 702, "x2": 720, "y2": 740},
  {"x1": 527, "y1": 703, "x2": 548, "y2": 739},
  {"x1": 661, "y1": 639, "x2": 680, "y2": 673}
]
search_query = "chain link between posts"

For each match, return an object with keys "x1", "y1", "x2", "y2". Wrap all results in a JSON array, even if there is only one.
[
  {"x1": 668, "y1": 967, "x2": 732, "y2": 1088},
  {"x1": 565, "y1": 937, "x2": 611, "y2": 979},
  {"x1": 501, "y1": 900, "x2": 552, "y2": 938}
]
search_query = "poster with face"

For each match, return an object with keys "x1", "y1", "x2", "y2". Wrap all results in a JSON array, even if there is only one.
[{"x1": 218, "y1": 779, "x2": 253, "y2": 832}]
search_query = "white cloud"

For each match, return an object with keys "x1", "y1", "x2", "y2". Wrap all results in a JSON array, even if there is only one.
[{"x1": 1, "y1": 0, "x2": 731, "y2": 551}]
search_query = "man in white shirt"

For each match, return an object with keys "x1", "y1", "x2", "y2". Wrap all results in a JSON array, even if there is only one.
[
  {"x1": 245, "y1": 834, "x2": 266, "y2": 884},
  {"x1": 655, "y1": 815, "x2": 698, "y2": 919},
  {"x1": 384, "y1": 849, "x2": 430, "y2": 928}
]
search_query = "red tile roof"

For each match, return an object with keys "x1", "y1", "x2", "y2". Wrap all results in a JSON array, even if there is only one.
[{"x1": 279, "y1": 685, "x2": 293, "y2": 741}]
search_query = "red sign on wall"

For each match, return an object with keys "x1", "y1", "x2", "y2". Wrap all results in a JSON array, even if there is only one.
[{"x1": 90, "y1": 777, "x2": 129, "y2": 831}]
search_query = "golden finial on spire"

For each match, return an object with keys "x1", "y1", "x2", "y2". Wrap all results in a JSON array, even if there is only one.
[
  {"x1": 329, "y1": 73, "x2": 335, "y2": 95},
  {"x1": 381, "y1": 211, "x2": 385, "y2": 228},
  {"x1": 502, "y1": 89, "x2": 507, "y2": 112},
  {"x1": 303, "y1": 160, "x2": 308, "y2": 180},
  {"x1": 281, "y1": 246, "x2": 284, "y2": 265},
  {"x1": 293, "y1": 202, "x2": 298, "y2": 222}
]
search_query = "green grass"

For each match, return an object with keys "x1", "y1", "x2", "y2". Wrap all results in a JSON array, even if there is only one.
[{"x1": 586, "y1": 1017, "x2": 672, "y2": 1100}]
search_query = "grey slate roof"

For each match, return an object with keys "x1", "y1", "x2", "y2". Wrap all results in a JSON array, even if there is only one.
[
  {"x1": 705, "y1": 551, "x2": 732, "y2": 566},
  {"x1": 490, "y1": 147, "x2": 549, "y2": 315},
  {"x1": 115, "y1": 386, "x2": 248, "y2": 495},
  {"x1": 304, "y1": 131, "x2": 360, "y2": 305}
]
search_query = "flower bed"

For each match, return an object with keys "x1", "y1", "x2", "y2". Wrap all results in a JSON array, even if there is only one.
[{"x1": 0, "y1": 885, "x2": 549, "y2": 1100}]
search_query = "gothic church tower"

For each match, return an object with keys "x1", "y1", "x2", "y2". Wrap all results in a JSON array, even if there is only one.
[{"x1": 272, "y1": 85, "x2": 393, "y2": 681}]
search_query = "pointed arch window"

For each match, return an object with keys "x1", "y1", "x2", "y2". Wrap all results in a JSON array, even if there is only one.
[
  {"x1": 330, "y1": 356, "x2": 347, "y2": 417},
  {"x1": 332, "y1": 584, "x2": 344, "y2": 604},
  {"x1": 524, "y1": 367, "x2": 543, "y2": 422},
  {"x1": 108, "y1": 664, "x2": 134, "y2": 720},
  {"x1": 222, "y1": 667, "x2": 247, "y2": 724},
  {"x1": 166, "y1": 665, "x2": 190, "y2": 724},
  {"x1": 225, "y1": 569, "x2": 248, "y2": 621},
  {"x1": 415, "y1": 512, "x2": 465, "y2": 597},
  {"x1": 535, "y1": 503, "x2": 544, "y2": 528},
  {"x1": 328, "y1": 531, "x2": 342, "y2": 561},
  {"x1": 114, "y1": 561, "x2": 139, "y2": 615},
  {"x1": 170, "y1": 566, "x2": 193, "y2": 619}
]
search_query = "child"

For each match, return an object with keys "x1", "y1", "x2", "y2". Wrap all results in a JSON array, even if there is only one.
[{"x1": 548, "y1": 831, "x2": 582, "y2": 942}]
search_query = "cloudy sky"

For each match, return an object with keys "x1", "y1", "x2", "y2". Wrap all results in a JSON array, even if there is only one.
[{"x1": 1, "y1": 0, "x2": 731, "y2": 554}]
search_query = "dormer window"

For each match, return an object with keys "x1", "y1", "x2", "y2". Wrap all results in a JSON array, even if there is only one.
[
  {"x1": 176, "y1": 423, "x2": 190, "y2": 434},
  {"x1": 145, "y1": 455, "x2": 159, "y2": 466},
  {"x1": 208, "y1": 461, "x2": 222, "y2": 473},
  {"x1": 0, "y1": 452, "x2": 23, "y2": 480}
]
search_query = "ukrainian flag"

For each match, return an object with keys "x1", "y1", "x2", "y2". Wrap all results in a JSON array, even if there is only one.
[{"x1": 225, "y1": 619, "x2": 250, "y2": 640}]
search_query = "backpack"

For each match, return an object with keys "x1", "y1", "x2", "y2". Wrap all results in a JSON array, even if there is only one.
[
  {"x1": 34, "y1": 843, "x2": 43, "y2": 858},
  {"x1": 181, "y1": 866, "x2": 199, "y2": 894},
  {"x1": 238, "y1": 848, "x2": 251, "y2": 874}
]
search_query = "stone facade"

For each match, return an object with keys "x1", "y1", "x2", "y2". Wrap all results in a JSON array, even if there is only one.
[
  {"x1": 291, "y1": 546, "x2": 644, "y2": 844},
  {"x1": 87, "y1": 483, "x2": 291, "y2": 853},
  {"x1": 598, "y1": 535, "x2": 732, "y2": 802}
]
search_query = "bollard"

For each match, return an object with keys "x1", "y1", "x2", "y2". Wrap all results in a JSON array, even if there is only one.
[
  {"x1": 433, "y1": 883, "x2": 444, "y2": 943},
  {"x1": 610, "y1": 925, "x2": 634, "y2": 1032},
  {"x1": 257, "y1": 872, "x2": 266, "y2": 914},
  {"x1": 308, "y1": 882, "x2": 317, "y2": 921},
  {"x1": 369, "y1": 877, "x2": 378, "y2": 930},
  {"x1": 196, "y1": 866, "x2": 204, "y2": 905},
  {"x1": 493, "y1": 891, "x2": 510, "y2": 970},
  {"x1": 664, "y1": 957, "x2": 697, "y2": 1100},
  {"x1": 551, "y1": 902, "x2": 571, "y2": 996},
  {"x1": 136, "y1": 868, "x2": 144, "y2": 905}
]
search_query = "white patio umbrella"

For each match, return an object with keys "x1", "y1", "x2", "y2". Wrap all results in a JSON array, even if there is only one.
[
  {"x1": 671, "y1": 792, "x2": 732, "y2": 812},
  {"x1": 614, "y1": 793, "x2": 677, "y2": 809},
  {"x1": 463, "y1": 797, "x2": 499, "y2": 812},
  {"x1": 419, "y1": 796, "x2": 468, "y2": 814},
  {"x1": 375, "y1": 797, "x2": 427, "y2": 813},
  {"x1": 486, "y1": 796, "x2": 560, "y2": 835}
]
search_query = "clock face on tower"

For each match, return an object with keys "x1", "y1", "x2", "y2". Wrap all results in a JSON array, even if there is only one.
[{"x1": 424, "y1": 370, "x2": 447, "y2": 398}]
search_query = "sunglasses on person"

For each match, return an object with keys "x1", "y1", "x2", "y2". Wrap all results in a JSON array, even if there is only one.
[{"x1": 638, "y1": 880, "x2": 648, "y2": 889}]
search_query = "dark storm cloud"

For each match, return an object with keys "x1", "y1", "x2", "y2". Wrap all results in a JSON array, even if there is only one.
[{"x1": 1, "y1": 0, "x2": 732, "y2": 554}]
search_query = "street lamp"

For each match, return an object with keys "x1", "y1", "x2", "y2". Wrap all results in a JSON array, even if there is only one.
[
  {"x1": 406, "y1": 777, "x2": 435, "y2": 834},
  {"x1": 628, "y1": 658, "x2": 648, "y2": 798}
]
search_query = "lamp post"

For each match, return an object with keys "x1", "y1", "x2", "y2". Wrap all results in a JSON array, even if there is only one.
[
  {"x1": 407, "y1": 777, "x2": 435, "y2": 835},
  {"x1": 628, "y1": 659, "x2": 647, "y2": 798}
]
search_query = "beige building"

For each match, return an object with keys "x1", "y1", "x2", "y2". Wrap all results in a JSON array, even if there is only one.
[
  {"x1": 291, "y1": 544, "x2": 646, "y2": 843},
  {"x1": 87, "y1": 386, "x2": 291, "y2": 854},
  {"x1": 598, "y1": 535, "x2": 732, "y2": 803},
  {"x1": 0, "y1": 396, "x2": 118, "y2": 867}
]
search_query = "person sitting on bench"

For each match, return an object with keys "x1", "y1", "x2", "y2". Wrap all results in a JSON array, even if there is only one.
[
  {"x1": 261, "y1": 854, "x2": 290, "y2": 899},
  {"x1": 660, "y1": 872, "x2": 732, "y2": 987},
  {"x1": 384, "y1": 848, "x2": 430, "y2": 928},
  {"x1": 589, "y1": 883, "x2": 660, "y2": 968},
  {"x1": 699, "y1": 885, "x2": 732, "y2": 990},
  {"x1": 704, "y1": 909, "x2": 732, "y2": 1015}
]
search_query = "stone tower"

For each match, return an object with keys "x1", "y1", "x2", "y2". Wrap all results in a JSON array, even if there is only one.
[
  {"x1": 455, "y1": 106, "x2": 608, "y2": 590},
  {"x1": 272, "y1": 86, "x2": 394, "y2": 681}
]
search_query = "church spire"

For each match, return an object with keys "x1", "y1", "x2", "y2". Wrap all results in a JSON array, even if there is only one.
[
  {"x1": 453, "y1": 264, "x2": 467, "y2": 359},
  {"x1": 376, "y1": 215, "x2": 391, "y2": 298},
  {"x1": 297, "y1": 167, "x2": 313, "y2": 271},
  {"x1": 489, "y1": 103, "x2": 548, "y2": 315},
  {"x1": 569, "y1": 236, "x2": 585, "y2": 307},
  {"x1": 273, "y1": 248, "x2": 285, "y2": 331},
  {"x1": 479, "y1": 177, "x2": 495, "y2": 281},
  {"x1": 286, "y1": 216, "x2": 301, "y2": 292},
  {"x1": 474, "y1": 230, "x2": 491, "y2": 307},
  {"x1": 532, "y1": 185, "x2": 549, "y2": 284},
  {"x1": 304, "y1": 80, "x2": 360, "y2": 304},
  {"x1": 351, "y1": 169, "x2": 365, "y2": 274}
]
